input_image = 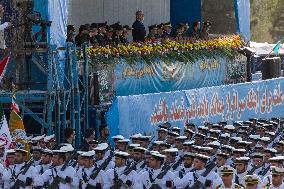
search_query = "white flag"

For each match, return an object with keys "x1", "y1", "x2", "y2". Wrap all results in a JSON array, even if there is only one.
[{"x1": 0, "y1": 112, "x2": 12, "y2": 150}]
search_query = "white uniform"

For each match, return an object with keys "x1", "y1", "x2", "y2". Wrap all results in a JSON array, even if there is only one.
[
  {"x1": 174, "y1": 164, "x2": 193, "y2": 178},
  {"x1": 105, "y1": 166, "x2": 138, "y2": 189},
  {"x1": 96, "y1": 157, "x2": 115, "y2": 170},
  {"x1": 269, "y1": 183, "x2": 284, "y2": 189},
  {"x1": 138, "y1": 168, "x2": 177, "y2": 189},
  {"x1": 2, "y1": 162, "x2": 37, "y2": 189},
  {"x1": 35, "y1": 163, "x2": 52, "y2": 175},
  {"x1": 193, "y1": 168, "x2": 223, "y2": 189},
  {"x1": 175, "y1": 171, "x2": 195, "y2": 189},
  {"x1": 32, "y1": 159, "x2": 42, "y2": 167},
  {"x1": 135, "y1": 160, "x2": 147, "y2": 173},
  {"x1": 34, "y1": 164, "x2": 79, "y2": 189},
  {"x1": 235, "y1": 171, "x2": 248, "y2": 187},
  {"x1": 77, "y1": 166, "x2": 107, "y2": 189}
]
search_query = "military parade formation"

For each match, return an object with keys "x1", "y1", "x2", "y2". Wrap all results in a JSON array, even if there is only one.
[{"x1": 0, "y1": 117, "x2": 283, "y2": 188}]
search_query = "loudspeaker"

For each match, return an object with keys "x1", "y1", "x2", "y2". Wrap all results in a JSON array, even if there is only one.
[{"x1": 261, "y1": 57, "x2": 281, "y2": 80}]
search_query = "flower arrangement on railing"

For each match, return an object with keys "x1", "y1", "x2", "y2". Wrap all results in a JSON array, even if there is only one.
[{"x1": 78, "y1": 35, "x2": 245, "y2": 64}]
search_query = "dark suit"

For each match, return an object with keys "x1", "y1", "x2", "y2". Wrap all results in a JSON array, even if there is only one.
[{"x1": 132, "y1": 20, "x2": 146, "y2": 42}]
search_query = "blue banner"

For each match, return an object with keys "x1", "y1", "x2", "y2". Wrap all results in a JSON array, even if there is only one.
[
  {"x1": 234, "y1": 0, "x2": 250, "y2": 42},
  {"x1": 114, "y1": 56, "x2": 246, "y2": 96},
  {"x1": 107, "y1": 78, "x2": 284, "y2": 138}
]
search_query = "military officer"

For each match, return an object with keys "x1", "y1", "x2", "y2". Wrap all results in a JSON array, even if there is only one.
[
  {"x1": 34, "y1": 149, "x2": 79, "y2": 189},
  {"x1": 3, "y1": 148, "x2": 36, "y2": 189},
  {"x1": 35, "y1": 149, "x2": 53, "y2": 175},
  {"x1": 244, "y1": 174, "x2": 262, "y2": 189},
  {"x1": 30, "y1": 146, "x2": 42, "y2": 166},
  {"x1": 133, "y1": 146, "x2": 147, "y2": 173},
  {"x1": 77, "y1": 151, "x2": 107, "y2": 189},
  {"x1": 175, "y1": 152, "x2": 195, "y2": 178},
  {"x1": 105, "y1": 151, "x2": 138, "y2": 188},
  {"x1": 94, "y1": 143, "x2": 115, "y2": 171},
  {"x1": 139, "y1": 151, "x2": 177, "y2": 189},
  {"x1": 217, "y1": 165, "x2": 243, "y2": 189},
  {"x1": 234, "y1": 157, "x2": 251, "y2": 186},
  {"x1": 264, "y1": 166, "x2": 284, "y2": 189}
]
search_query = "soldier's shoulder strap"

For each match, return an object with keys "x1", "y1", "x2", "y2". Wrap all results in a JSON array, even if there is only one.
[{"x1": 202, "y1": 162, "x2": 216, "y2": 177}]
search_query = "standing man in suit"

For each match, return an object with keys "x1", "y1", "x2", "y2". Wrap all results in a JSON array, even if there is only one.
[{"x1": 132, "y1": 10, "x2": 146, "y2": 42}]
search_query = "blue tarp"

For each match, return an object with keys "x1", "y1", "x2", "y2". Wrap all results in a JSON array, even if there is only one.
[
  {"x1": 107, "y1": 77, "x2": 284, "y2": 138},
  {"x1": 234, "y1": 0, "x2": 250, "y2": 42}
]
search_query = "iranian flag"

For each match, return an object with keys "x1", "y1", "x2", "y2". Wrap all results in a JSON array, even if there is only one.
[
  {"x1": 0, "y1": 105, "x2": 12, "y2": 150},
  {"x1": 0, "y1": 53, "x2": 11, "y2": 83}
]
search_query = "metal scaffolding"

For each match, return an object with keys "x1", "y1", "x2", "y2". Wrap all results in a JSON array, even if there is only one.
[{"x1": 0, "y1": 43, "x2": 90, "y2": 147}]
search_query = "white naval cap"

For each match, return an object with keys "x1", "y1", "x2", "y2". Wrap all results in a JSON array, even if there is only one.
[
  {"x1": 224, "y1": 125, "x2": 235, "y2": 130},
  {"x1": 94, "y1": 143, "x2": 109, "y2": 151},
  {"x1": 117, "y1": 139, "x2": 130, "y2": 143},
  {"x1": 183, "y1": 140, "x2": 195, "y2": 146},
  {"x1": 112, "y1": 135, "x2": 124, "y2": 140},
  {"x1": 163, "y1": 148, "x2": 178, "y2": 154},
  {"x1": 81, "y1": 150, "x2": 96, "y2": 158},
  {"x1": 60, "y1": 144, "x2": 74, "y2": 152},
  {"x1": 194, "y1": 154, "x2": 210, "y2": 163},
  {"x1": 115, "y1": 151, "x2": 130, "y2": 158},
  {"x1": 176, "y1": 136, "x2": 187, "y2": 141},
  {"x1": 128, "y1": 143, "x2": 140, "y2": 148},
  {"x1": 130, "y1": 133, "x2": 143, "y2": 139},
  {"x1": 133, "y1": 146, "x2": 147, "y2": 152},
  {"x1": 271, "y1": 166, "x2": 284, "y2": 174},
  {"x1": 260, "y1": 137, "x2": 270, "y2": 142},
  {"x1": 249, "y1": 135, "x2": 260, "y2": 140},
  {"x1": 231, "y1": 137, "x2": 242, "y2": 142},
  {"x1": 153, "y1": 141, "x2": 164, "y2": 145},
  {"x1": 44, "y1": 134, "x2": 55, "y2": 142},
  {"x1": 198, "y1": 126, "x2": 208, "y2": 130},
  {"x1": 269, "y1": 156, "x2": 284, "y2": 162},
  {"x1": 208, "y1": 141, "x2": 220, "y2": 147},
  {"x1": 150, "y1": 151, "x2": 166, "y2": 160},
  {"x1": 6, "y1": 149, "x2": 15, "y2": 154},
  {"x1": 220, "y1": 133, "x2": 230, "y2": 138},
  {"x1": 32, "y1": 135, "x2": 45, "y2": 141}
]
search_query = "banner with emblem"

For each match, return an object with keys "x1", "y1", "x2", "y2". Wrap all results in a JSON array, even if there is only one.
[
  {"x1": 113, "y1": 56, "x2": 247, "y2": 96},
  {"x1": 107, "y1": 77, "x2": 284, "y2": 138}
]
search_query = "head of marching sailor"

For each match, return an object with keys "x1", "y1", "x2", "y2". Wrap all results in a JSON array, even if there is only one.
[
  {"x1": 41, "y1": 149, "x2": 53, "y2": 165},
  {"x1": 52, "y1": 150, "x2": 67, "y2": 166},
  {"x1": 163, "y1": 148, "x2": 178, "y2": 164},
  {"x1": 15, "y1": 148, "x2": 28, "y2": 164},
  {"x1": 114, "y1": 151, "x2": 129, "y2": 167},
  {"x1": 133, "y1": 146, "x2": 147, "y2": 162},
  {"x1": 149, "y1": 151, "x2": 165, "y2": 169},
  {"x1": 271, "y1": 166, "x2": 284, "y2": 187},
  {"x1": 81, "y1": 151, "x2": 96, "y2": 168},
  {"x1": 193, "y1": 154, "x2": 209, "y2": 170},
  {"x1": 94, "y1": 143, "x2": 108, "y2": 160}
]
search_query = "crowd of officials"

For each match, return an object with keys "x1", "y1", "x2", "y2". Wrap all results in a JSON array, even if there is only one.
[
  {"x1": 68, "y1": 10, "x2": 212, "y2": 47},
  {"x1": 0, "y1": 117, "x2": 284, "y2": 188}
]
